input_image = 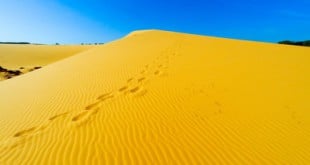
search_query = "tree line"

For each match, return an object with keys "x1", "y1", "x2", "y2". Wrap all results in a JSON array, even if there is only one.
[{"x1": 278, "y1": 40, "x2": 310, "y2": 47}]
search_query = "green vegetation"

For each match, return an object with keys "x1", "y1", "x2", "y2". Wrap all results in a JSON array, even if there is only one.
[
  {"x1": 278, "y1": 40, "x2": 310, "y2": 47},
  {"x1": 0, "y1": 65, "x2": 42, "y2": 80}
]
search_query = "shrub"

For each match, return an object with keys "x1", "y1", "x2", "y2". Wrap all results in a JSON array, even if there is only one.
[{"x1": 278, "y1": 40, "x2": 310, "y2": 47}]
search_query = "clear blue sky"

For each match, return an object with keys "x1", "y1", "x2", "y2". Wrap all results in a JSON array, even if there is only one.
[{"x1": 1, "y1": 0, "x2": 309, "y2": 44}]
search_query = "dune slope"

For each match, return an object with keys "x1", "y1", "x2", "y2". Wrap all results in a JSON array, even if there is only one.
[
  {"x1": 0, "y1": 45, "x2": 93, "y2": 81},
  {"x1": 0, "y1": 30, "x2": 310, "y2": 164},
  {"x1": 0, "y1": 44, "x2": 93, "y2": 69}
]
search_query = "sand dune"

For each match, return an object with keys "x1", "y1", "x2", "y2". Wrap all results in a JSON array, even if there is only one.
[
  {"x1": 0, "y1": 44, "x2": 93, "y2": 80},
  {"x1": 1, "y1": 30, "x2": 310, "y2": 164},
  {"x1": 0, "y1": 44, "x2": 93, "y2": 69}
]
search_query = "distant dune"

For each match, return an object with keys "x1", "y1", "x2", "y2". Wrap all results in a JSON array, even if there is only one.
[
  {"x1": 0, "y1": 44, "x2": 93, "y2": 80},
  {"x1": 0, "y1": 30, "x2": 310, "y2": 164},
  {"x1": 0, "y1": 44, "x2": 93, "y2": 69}
]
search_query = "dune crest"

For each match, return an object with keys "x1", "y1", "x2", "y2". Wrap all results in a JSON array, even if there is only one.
[{"x1": 1, "y1": 30, "x2": 310, "y2": 164}]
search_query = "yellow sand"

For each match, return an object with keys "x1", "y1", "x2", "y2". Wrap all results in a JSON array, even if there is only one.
[
  {"x1": 0, "y1": 44, "x2": 93, "y2": 81},
  {"x1": 0, "y1": 30, "x2": 310, "y2": 164},
  {"x1": 0, "y1": 44, "x2": 93, "y2": 69}
]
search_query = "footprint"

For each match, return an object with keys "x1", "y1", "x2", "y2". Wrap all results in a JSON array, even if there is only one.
[
  {"x1": 140, "y1": 70, "x2": 146, "y2": 74},
  {"x1": 103, "y1": 95, "x2": 114, "y2": 101},
  {"x1": 13, "y1": 127, "x2": 37, "y2": 137},
  {"x1": 85, "y1": 101, "x2": 101, "y2": 110},
  {"x1": 130, "y1": 86, "x2": 141, "y2": 93},
  {"x1": 138, "y1": 77, "x2": 146, "y2": 83},
  {"x1": 154, "y1": 70, "x2": 160, "y2": 75},
  {"x1": 36, "y1": 123, "x2": 49, "y2": 132},
  {"x1": 158, "y1": 64, "x2": 163, "y2": 68},
  {"x1": 129, "y1": 86, "x2": 147, "y2": 97},
  {"x1": 49, "y1": 112, "x2": 68, "y2": 121},
  {"x1": 72, "y1": 111, "x2": 90, "y2": 122},
  {"x1": 127, "y1": 78, "x2": 134, "y2": 83},
  {"x1": 72, "y1": 109, "x2": 99, "y2": 125},
  {"x1": 154, "y1": 70, "x2": 164, "y2": 76},
  {"x1": 118, "y1": 86, "x2": 128, "y2": 92},
  {"x1": 97, "y1": 93, "x2": 112, "y2": 100},
  {"x1": 97, "y1": 93, "x2": 114, "y2": 102},
  {"x1": 3, "y1": 137, "x2": 28, "y2": 150}
]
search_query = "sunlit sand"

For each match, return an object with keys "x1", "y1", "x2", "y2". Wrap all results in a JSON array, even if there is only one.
[
  {"x1": 0, "y1": 44, "x2": 93, "y2": 80},
  {"x1": 1, "y1": 30, "x2": 310, "y2": 164}
]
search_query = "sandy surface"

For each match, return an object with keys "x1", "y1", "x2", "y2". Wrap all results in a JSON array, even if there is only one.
[
  {"x1": 0, "y1": 44, "x2": 93, "y2": 81},
  {"x1": 0, "y1": 30, "x2": 310, "y2": 164}
]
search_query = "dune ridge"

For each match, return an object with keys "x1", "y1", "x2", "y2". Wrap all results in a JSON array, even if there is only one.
[{"x1": 1, "y1": 30, "x2": 310, "y2": 164}]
